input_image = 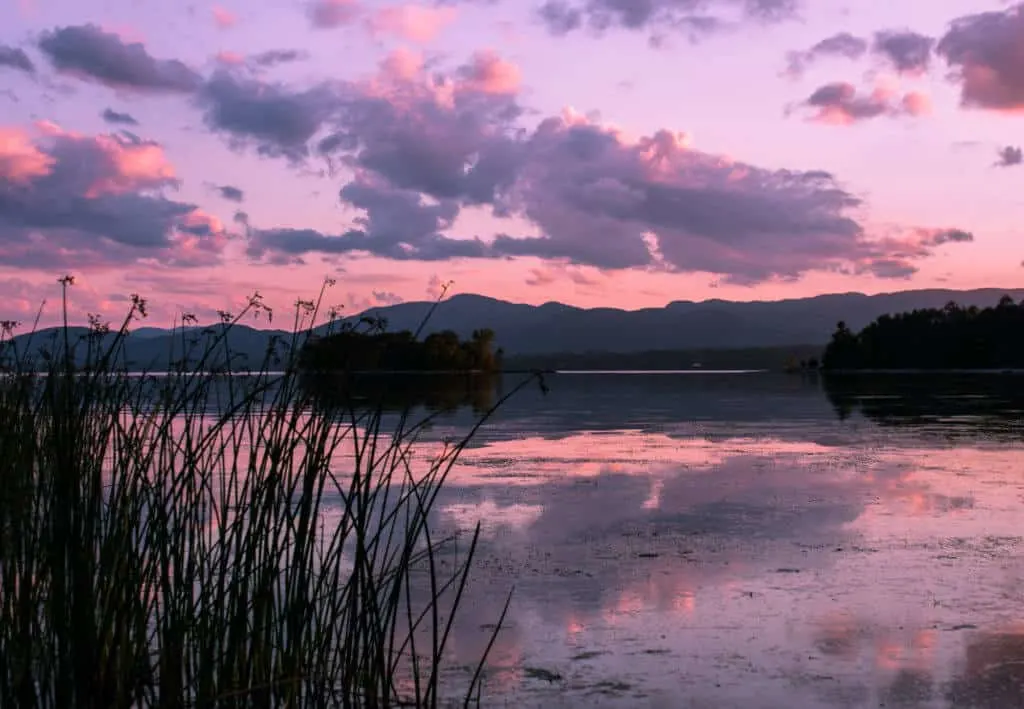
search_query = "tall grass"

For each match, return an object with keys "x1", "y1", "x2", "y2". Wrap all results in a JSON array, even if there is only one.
[{"x1": 0, "y1": 278, "x2": 537, "y2": 708}]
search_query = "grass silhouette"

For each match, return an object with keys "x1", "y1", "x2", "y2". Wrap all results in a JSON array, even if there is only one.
[{"x1": 0, "y1": 276, "x2": 541, "y2": 708}]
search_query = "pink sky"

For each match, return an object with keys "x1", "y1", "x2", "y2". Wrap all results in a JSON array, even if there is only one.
[{"x1": 1, "y1": 0, "x2": 1023, "y2": 326}]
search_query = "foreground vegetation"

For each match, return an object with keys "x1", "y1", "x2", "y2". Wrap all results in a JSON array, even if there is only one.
[
  {"x1": 821, "y1": 294, "x2": 1024, "y2": 370},
  {"x1": 0, "y1": 278, "x2": 534, "y2": 708}
]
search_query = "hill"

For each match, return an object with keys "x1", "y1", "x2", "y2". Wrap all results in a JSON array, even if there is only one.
[{"x1": 4, "y1": 287, "x2": 1023, "y2": 370}]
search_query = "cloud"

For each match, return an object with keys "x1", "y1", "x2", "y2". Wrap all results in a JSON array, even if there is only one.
[
  {"x1": 786, "y1": 29, "x2": 934, "y2": 78},
  {"x1": 38, "y1": 24, "x2": 202, "y2": 93},
  {"x1": 871, "y1": 30, "x2": 934, "y2": 75},
  {"x1": 425, "y1": 274, "x2": 446, "y2": 299},
  {"x1": 251, "y1": 49, "x2": 307, "y2": 67},
  {"x1": 239, "y1": 51, "x2": 966, "y2": 284},
  {"x1": 801, "y1": 82, "x2": 928, "y2": 124},
  {"x1": 367, "y1": 4, "x2": 457, "y2": 43},
  {"x1": 936, "y1": 4, "x2": 1024, "y2": 111},
  {"x1": 0, "y1": 127, "x2": 54, "y2": 184},
  {"x1": 248, "y1": 177, "x2": 489, "y2": 262},
  {"x1": 215, "y1": 184, "x2": 244, "y2": 202},
  {"x1": 212, "y1": 6, "x2": 238, "y2": 29},
  {"x1": 197, "y1": 70, "x2": 341, "y2": 161},
  {"x1": 536, "y1": 0, "x2": 799, "y2": 41},
  {"x1": 456, "y1": 50, "x2": 521, "y2": 95},
  {"x1": 915, "y1": 227, "x2": 974, "y2": 246},
  {"x1": 101, "y1": 108, "x2": 139, "y2": 126},
  {"x1": 372, "y1": 289, "x2": 403, "y2": 305},
  {"x1": 526, "y1": 264, "x2": 603, "y2": 287},
  {"x1": 308, "y1": 0, "x2": 361, "y2": 28},
  {"x1": 214, "y1": 50, "x2": 245, "y2": 66},
  {"x1": 0, "y1": 45, "x2": 35, "y2": 74},
  {"x1": 0, "y1": 123, "x2": 226, "y2": 269},
  {"x1": 996, "y1": 145, "x2": 1023, "y2": 167},
  {"x1": 784, "y1": 32, "x2": 867, "y2": 77}
]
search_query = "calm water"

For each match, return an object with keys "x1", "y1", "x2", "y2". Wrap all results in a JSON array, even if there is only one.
[{"x1": 391, "y1": 372, "x2": 1024, "y2": 708}]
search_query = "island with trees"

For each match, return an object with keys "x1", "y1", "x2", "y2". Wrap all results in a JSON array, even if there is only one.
[
  {"x1": 821, "y1": 294, "x2": 1024, "y2": 371},
  {"x1": 299, "y1": 327, "x2": 502, "y2": 373},
  {"x1": 298, "y1": 326, "x2": 504, "y2": 412}
]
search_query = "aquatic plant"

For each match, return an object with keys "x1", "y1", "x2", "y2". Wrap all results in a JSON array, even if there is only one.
[{"x1": 0, "y1": 276, "x2": 537, "y2": 708}]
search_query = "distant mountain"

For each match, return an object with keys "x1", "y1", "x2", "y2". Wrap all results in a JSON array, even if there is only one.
[
  {"x1": 5, "y1": 288, "x2": 1023, "y2": 370},
  {"x1": 344, "y1": 288, "x2": 1024, "y2": 354}
]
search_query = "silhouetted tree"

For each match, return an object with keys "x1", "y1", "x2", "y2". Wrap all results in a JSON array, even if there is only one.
[
  {"x1": 821, "y1": 296, "x2": 1024, "y2": 370},
  {"x1": 299, "y1": 327, "x2": 501, "y2": 373}
]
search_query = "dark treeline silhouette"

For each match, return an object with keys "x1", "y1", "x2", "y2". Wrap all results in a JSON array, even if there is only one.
[
  {"x1": 299, "y1": 327, "x2": 502, "y2": 373},
  {"x1": 821, "y1": 295, "x2": 1024, "y2": 370}
]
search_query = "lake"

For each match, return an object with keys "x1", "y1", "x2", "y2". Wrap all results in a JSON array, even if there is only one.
[{"x1": 388, "y1": 371, "x2": 1024, "y2": 708}]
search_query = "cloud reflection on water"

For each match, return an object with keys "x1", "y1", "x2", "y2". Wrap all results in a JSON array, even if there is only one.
[{"x1": 416, "y1": 420, "x2": 1024, "y2": 707}]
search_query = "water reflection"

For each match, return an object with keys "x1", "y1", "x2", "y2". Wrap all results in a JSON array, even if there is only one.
[
  {"x1": 947, "y1": 627, "x2": 1024, "y2": 708},
  {"x1": 378, "y1": 372, "x2": 1024, "y2": 707},
  {"x1": 302, "y1": 370, "x2": 501, "y2": 414},
  {"x1": 110, "y1": 370, "x2": 1024, "y2": 706},
  {"x1": 821, "y1": 373, "x2": 1024, "y2": 441},
  {"x1": 351, "y1": 371, "x2": 1024, "y2": 447}
]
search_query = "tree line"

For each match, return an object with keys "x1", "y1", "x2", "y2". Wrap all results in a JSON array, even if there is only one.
[
  {"x1": 821, "y1": 295, "x2": 1024, "y2": 370},
  {"x1": 299, "y1": 327, "x2": 502, "y2": 372}
]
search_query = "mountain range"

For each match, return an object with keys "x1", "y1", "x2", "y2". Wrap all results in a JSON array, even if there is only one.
[{"x1": 5, "y1": 287, "x2": 1023, "y2": 371}]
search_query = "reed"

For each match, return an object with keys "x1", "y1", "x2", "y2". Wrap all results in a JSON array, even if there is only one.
[{"x1": 0, "y1": 277, "x2": 536, "y2": 708}]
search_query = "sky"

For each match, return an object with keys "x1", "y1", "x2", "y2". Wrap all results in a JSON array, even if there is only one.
[{"x1": 1, "y1": 0, "x2": 1024, "y2": 326}]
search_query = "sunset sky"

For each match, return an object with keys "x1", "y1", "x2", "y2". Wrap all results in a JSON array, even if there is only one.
[{"x1": 2, "y1": 0, "x2": 1023, "y2": 325}]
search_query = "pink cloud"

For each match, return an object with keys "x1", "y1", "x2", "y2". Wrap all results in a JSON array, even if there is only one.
[
  {"x1": 379, "y1": 47, "x2": 424, "y2": 82},
  {"x1": 901, "y1": 91, "x2": 931, "y2": 116},
  {"x1": 802, "y1": 82, "x2": 928, "y2": 125},
  {"x1": 937, "y1": 5, "x2": 1024, "y2": 112},
  {"x1": 215, "y1": 50, "x2": 245, "y2": 65},
  {"x1": 0, "y1": 127, "x2": 55, "y2": 183},
  {"x1": 212, "y1": 6, "x2": 238, "y2": 29},
  {"x1": 198, "y1": 49, "x2": 970, "y2": 286},
  {"x1": 367, "y1": 4, "x2": 457, "y2": 43},
  {"x1": 0, "y1": 123, "x2": 227, "y2": 271},
  {"x1": 456, "y1": 50, "x2": 521, "y2": 95},
  {"x1": 32, "y1": 121, "x2": 177, "y2": 197}
]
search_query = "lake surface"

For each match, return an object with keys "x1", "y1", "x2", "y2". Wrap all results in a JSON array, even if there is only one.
[{"x1": 392, "y1": 372, "x2": 1024, "y2": 708}]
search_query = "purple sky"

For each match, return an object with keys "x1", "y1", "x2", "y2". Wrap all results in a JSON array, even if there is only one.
[{"x1": 1, "y1": 0, "x2": 1023, "y2": 325}]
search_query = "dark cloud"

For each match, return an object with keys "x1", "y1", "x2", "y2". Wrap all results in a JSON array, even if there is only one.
[
  {"x1": 101, "y1": 108, "x2": 139, "y2": 126},
  {"x1": 372, "y1": 290, "x2": 403, "y2": 305},
  {"x1": 536, "y1": 0, "x2": 799, "y2": 41},
  {"x1": 251, "y1": 49, "x2": 307, "y2": 67},
  {"x1": 249, "y1": 179, "x2": 489, "y2": 261},
  {"x1": 197, "y1": 70, "x2": 341, "y2": 161},
  {"x1": 872, "y1": 30, "x2": 934, "y2": 74},
  {"x1": 784, "y1": 32, "x2": 867, "y2": 77},
  {"x1": 0, "y1": 127, "x2": 225, "y2": 269},
  {"x1": 216, "y1": 185, "x2": 245, "y2": 202},
  {"x1": 38, "y1": 24, "x2": 202, "y2": 93},
  {"x1": 937, "y1": 5, "x2": 1024, "y2": 111},
  {"x1": 308, "y1": 0, "x2": 360, "y2": 28},
  {"x1": 0, "y1": 45, "x2": 34, "y2": 74},
  {"x1": 922, "y1": 228, "x2": 974, "y2": 245},
  {"x1": 240, "y1": 51, "x2": 967, "y2": 285},
  {"x1": 801, "y1": 82, "x2": 929, "y2": 124},
  {"x1": 996, "y1": 145, "x2": 1023, "y2": 167}
]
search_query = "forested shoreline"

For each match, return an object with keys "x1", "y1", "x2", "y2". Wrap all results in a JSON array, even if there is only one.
[{"x1": 821, "y1": 295, "x2": 1024, "y2": 370}]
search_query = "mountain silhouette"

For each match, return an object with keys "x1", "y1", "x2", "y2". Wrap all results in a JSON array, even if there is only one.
[{"x1": 6, "y1": 287, "x2": 1023, "y2": 370}]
